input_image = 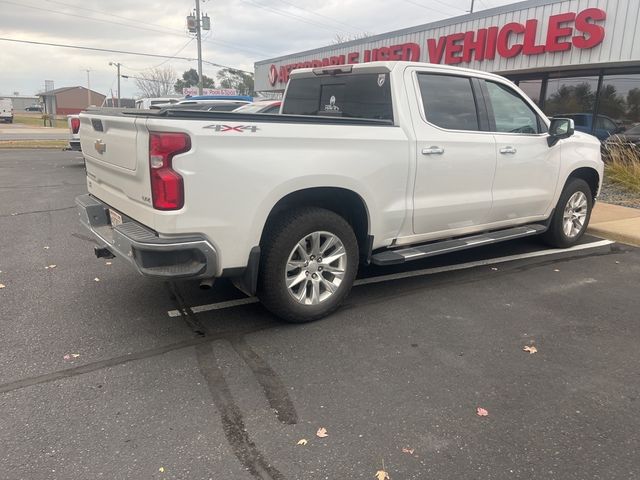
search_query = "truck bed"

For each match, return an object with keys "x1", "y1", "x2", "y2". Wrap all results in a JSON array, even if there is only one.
[{"x1": 90, "y1": 107, "x2": 395, "y2": 126}]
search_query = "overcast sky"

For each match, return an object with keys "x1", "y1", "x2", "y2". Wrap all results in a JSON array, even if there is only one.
[{"x1": 0, "y1": 0, "x2": 515, "y2": 98}]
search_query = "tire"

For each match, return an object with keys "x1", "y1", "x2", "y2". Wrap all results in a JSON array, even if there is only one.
[
  {"x1": 541, "y1": 178, "x2": 593, "y2": 248},
  {"x1": 258, "y1": 207, "x2": 359, "y2": 323}
]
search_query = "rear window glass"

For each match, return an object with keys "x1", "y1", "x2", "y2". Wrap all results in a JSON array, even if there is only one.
[{"x1": 282, "y1": 73, "x2": 393, "y2": 121}]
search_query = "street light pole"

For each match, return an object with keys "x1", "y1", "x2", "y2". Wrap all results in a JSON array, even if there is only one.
[
  {"x1": 195, "y1": 0, "x2": 204, "y2": 95},
  {"x1": 86, "y1": 69, "x2": 91, "y2": 107},
  {"x1": 470, "y1": 0, "x2": 475, "y2": 13},
  {"x1": 109, "y1": 62, "x2": 122, "y2": 107}
]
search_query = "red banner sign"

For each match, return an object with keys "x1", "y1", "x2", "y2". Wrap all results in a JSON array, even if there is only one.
[{"x1": 268, "y1": 8, "x2": 606, "y2": 86}]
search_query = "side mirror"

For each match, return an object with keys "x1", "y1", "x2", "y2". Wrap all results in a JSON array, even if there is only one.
[{"x1": 548, "y1": 118, "x2": 575, "y2": 147}]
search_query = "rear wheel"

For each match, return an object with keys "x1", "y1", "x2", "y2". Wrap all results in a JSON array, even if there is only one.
[
  {"x1": 542, "y1": 178, "x2": 593, "y2": 248},
  {"x1": 258, "y1": 207, "x2": 359, "y2": 323}
]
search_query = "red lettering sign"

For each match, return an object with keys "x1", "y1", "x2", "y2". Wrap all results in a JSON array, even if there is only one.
[{"x1": 267, "y1": 8, "x2": 606, "y2": 85}]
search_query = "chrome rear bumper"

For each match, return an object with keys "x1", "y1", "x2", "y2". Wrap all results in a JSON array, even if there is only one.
[{"x1": 75, "y1": 194, "x2": 218, "y2": 279}]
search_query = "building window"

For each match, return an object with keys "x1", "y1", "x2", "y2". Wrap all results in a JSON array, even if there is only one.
[
  {"x1": 598, "y1": 74, "x2": 640, "y2": 129},
  {"x1": 517, "y1": 79, "x2": 543, "y2": 106},
  {"x1": 544, "y1": 76, "x2": 599, "y2": 117}
]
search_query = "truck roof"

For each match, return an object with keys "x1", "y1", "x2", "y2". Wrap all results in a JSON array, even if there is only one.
[{"x1": 288, "y1": 61, "x2": 512, "y2": 84}]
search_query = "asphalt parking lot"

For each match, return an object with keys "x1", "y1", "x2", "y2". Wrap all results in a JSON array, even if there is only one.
[{"x1": 1, "y1": 149, "x2": 639, "y2": 480}]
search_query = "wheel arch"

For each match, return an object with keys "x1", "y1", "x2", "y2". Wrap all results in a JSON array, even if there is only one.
[
  {"x1": 259, "y1": 187, "x2": 372, "y2": 262},
  {"x1": 567, "y1": 167, "x2": 600, "y2": 200}
]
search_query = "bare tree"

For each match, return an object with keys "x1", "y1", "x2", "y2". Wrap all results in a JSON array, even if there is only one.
[
  {"x1": 135, "y1": 66, "x2": 177, "y2": 98},
  {"x1": 332, "y1": 32, "x2": 372, "y2": 45}
]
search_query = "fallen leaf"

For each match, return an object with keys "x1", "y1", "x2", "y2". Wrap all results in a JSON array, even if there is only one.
[
  {"x1": 94, "y1": 277, "x2": 100, "y2": 282},
  {"x1": 375, "y1": 470, "x2": 390, "y2": 480},
  {"x1": 476, "y1": 407, "x2": 489, "y2": 417},
  {"x1": 159, "y1": 466, "x2": 165, "y2": 473},
  {"x1": 296, "y1": 439, "x2": 308, "y2": 446},
  {"x1": 523, "y1": 345, "x2": 538, "y2": 354},
  {"x1": 316, "y1": 427, "x2": 328, "y2": 438},
  {"x1": 0, "y1": 284, "x2": 5, "y2": 289},
  {"x1": 402, "y1": 447, "x2": 415, "y2": 455}
]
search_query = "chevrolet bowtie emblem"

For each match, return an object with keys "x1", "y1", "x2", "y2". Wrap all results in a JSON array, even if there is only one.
[{"x1": 94, "y1": 139, "x2": 106, "y2": 154}]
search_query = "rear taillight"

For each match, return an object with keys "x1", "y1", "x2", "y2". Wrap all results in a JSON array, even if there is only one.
[
  {"x1": 70, "y1": 117, "x2": 80, "y2": 134},
  {"x1": 149, "y1": 132, "x2": 191, "y2": 210}
]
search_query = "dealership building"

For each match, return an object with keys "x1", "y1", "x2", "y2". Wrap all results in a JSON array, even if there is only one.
[{"x1": 255, "y1": 0, "x2": 640, "y2": 135}]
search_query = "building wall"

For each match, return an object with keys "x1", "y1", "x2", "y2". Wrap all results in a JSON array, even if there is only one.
[
  {"x1": 255, "y1": 0, "x2": 640, "y2": 91},
  {"x1": 5, "y1": 96, "x2": 39, "y2": 112},
  {"x1": 55, "y1": 88, "x2": 106, "y2": 115}
]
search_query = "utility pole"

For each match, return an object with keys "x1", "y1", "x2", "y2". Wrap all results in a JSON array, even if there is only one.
[
  {"x1": 109, "y1": 62, "x2": 122, "y2": 107},
  {"x1": 86, "y1": 69, "x2": 91, "y2": 107},
  {"x1": 469, "y1": 0, "x2": 475, "y2": 13},
  {"x1": 194, "y1": 0, "x2": 204, "y2": 95}
]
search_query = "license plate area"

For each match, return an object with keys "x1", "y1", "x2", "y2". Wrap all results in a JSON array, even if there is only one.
[{"x1": 109, "y1": 208, "x2": 123, "y2": 227}]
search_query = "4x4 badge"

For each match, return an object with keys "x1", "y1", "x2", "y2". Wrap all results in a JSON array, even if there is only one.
[{"x1": 203, "y1": 124, "x2": 259, "y2": 133}]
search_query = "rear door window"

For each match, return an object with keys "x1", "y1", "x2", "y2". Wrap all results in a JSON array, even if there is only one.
[
  {"x1": 282, "y1": 73, "x2": 393, "y2": 121},
  {"x1": 417, "y1": 74, "x2": 480, "y2": 131}
]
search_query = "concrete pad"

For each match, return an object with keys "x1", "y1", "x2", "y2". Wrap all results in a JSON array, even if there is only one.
[
  {"x1": 588, "y1": 203, "x2": 640, "y2": 246},
  {"x1": 591, "y1": 202, "x2": 640, "y2": 223},
  {"x1": 588, "y1": 218, "x2": 640, "y2": 247}
]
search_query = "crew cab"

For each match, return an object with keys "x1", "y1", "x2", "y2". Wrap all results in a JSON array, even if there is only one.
[{"x1": 76, "y1": 62, "x2": 603, "y2": 322}]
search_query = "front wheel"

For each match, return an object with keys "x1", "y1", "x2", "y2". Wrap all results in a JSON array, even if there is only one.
[
  {"x1": 258, "y1": 207, "x2": 359, "y2": 323},
  {"x1": 542, "y1": 178, "x2": 593, "y2": 248}
]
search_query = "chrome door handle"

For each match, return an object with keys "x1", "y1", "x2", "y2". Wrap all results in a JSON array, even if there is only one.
[
  {"x1": 422, "y1": 146, "x2": 445, "y2": 155},
  {"x1": 499, "y1": 146, "x2": 517, "y2": 154}
]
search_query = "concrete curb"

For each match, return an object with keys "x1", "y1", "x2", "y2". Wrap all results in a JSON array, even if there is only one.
[{"x1": 587, "y1": 202, "x2": 640, "y2": 247}]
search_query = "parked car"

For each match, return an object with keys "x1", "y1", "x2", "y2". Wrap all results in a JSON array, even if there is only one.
[
  {"x1": 160, "y1": 99, "x2": 251, "y2": 112},
  {"x1": 604, "y1": 124, "x2": 640, "y2": 148},
  {"x1": 0, "y1": 97, "x2": 13, "y2": 123},
  {"x1": 76, "y1": 61, "x2": 603, "y2": 322},
  {"x1": 233, "y1": 100, "x2": 282, "y2": 114},
  {"x1": 555, "y1": 113, "x2": 624, "y2": 141},
  {"x1": 25, "y1": 104, "x2": 43, "y2": 112},
  {"x1": 67, "y1": 114, "x2": 81, "y2": 151},
  {"x1": 135, "y1": 98, "x2": 181, "y2": 109}
]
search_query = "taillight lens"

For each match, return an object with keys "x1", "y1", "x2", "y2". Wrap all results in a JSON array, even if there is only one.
[
  {"x1": 149, "y1": 132, "x2": 191, "y2": 210},
  {"x1": 70, "y1": 117, "x2": 80, "y2": 134}
]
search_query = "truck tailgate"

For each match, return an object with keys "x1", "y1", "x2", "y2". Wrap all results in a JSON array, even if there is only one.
[{"x1": 79, "y1": 112, "x2": 155, "y2": 228}]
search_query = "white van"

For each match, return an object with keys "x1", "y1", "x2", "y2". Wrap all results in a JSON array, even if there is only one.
[
  {"x1": 134, "y1": 98, "x2": 181, "y2": 110},
  {"x1": 0, "y1": 98, "x2": 13, "y2": 123}
]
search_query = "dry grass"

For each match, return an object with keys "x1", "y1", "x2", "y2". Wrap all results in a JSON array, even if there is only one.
[
  {"x1": 12, "y1": 114, "x2": 68, "y2": 128},
  {"x1": 0, "y1": 140, "x2": 68, "y2": 149},
  {"x1": 603, "y1": 141, "x2": 640, "y2": 195}
]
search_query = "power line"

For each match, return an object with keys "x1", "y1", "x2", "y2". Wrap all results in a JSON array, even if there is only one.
[
  {"x1": 272, "y1": 0, "x2": 368, "y2": 33},
  {"x1": 0, "y1": 0, "x2": 274, "y2": 58},
  {"x1": 241, "y1": 0, "x2": 353, "y2": 34},
  {"x1": 400, "y1": 0, "x2": 465, "y2": 17},
  {"x1": 0, "y1": 37, "x2": 253, "y2": 74}
]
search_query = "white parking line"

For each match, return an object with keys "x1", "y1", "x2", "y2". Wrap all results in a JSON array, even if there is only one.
[{"x1": 167, "y1": 239, "x2": 614, "y2": 317}]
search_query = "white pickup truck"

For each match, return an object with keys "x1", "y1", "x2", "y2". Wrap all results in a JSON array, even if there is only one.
[{"x1": 76, "y1": 61, "x2": 603, "y2": 322}]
